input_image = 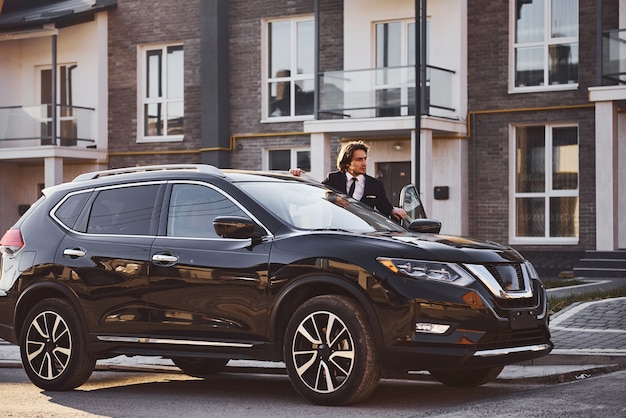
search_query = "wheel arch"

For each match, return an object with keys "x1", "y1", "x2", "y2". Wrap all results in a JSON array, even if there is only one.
[
  {"x1": 14, "y1": 282, "x2": 88, "y2": 342},
  {"x1": 269, "y1": 275, "x2": 384, "y2": 358}
]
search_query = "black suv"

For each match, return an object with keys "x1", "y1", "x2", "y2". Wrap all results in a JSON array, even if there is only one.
[{"x1": 0, "y1": 165, "x2": 552, "y2": 405}]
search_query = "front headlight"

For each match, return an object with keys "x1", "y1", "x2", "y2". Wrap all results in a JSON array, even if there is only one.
[{"x1": 377, "y1": 257, "x2": 475, "y2": 287}]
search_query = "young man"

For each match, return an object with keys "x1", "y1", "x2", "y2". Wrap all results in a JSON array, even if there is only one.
[{"x1": 291, "y1": 141, "x2": 406, "y2": 221}]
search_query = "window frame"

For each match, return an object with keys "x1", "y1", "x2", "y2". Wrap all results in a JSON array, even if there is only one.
[
  {"x1": 263, "y1": 146, "x2": 311, "y2": 172},
  {"x1": 509, "y1": 123, "x2": 580, "y2": 245},
  {"x1": 137, "y1": 43, "x2": 184, "y2": 143},
  {"x1": 262, "y1": 15, "x2": 315, "y2": 122},
  {"x1": 509, "y1": 0, "x2": 579, "y2": 93}
]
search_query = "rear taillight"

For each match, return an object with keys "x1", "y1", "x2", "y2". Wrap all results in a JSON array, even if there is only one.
[{"x1": 0, "y1": 228, "x2": 24, "y2": 253}]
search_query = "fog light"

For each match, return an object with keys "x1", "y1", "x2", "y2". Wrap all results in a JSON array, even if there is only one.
[{"x1": 415, "y1": 322, "x2": 450, "y2": 334}]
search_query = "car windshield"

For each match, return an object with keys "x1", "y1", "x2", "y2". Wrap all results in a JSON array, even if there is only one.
[{"x1": 239, "y1": 181, "x2": 406, "y2": 233}]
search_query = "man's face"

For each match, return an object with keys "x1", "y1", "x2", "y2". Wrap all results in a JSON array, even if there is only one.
[{"x1": 347, "y1": 149, "x2": 367, "y2": 176}]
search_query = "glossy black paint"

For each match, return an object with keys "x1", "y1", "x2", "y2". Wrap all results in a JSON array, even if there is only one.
[{"x1": 0, "y1": 167, "x2": 552, "y2": 373}]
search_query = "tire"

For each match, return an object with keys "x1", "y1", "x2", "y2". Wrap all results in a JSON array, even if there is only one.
[
  {"x1": 429, "y1": 366, "x2": 504, "y2": 387},
  {"x1": 171, "y1": 357, "x2": 230, "y2": 377},
  {"x1": 20, "y1": 299, "x2": 95, "y2": 391},
  {"x1": 283, "y1": 295, "x2": 380, "y2": 406}
]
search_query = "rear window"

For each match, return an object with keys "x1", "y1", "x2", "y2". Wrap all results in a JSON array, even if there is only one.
[
  {"x1": 86, "y1": 185, "x2": 160, "y2": 235},
  {"x1": 54, "y1": 192, "x2": 91, "y2": 229}
]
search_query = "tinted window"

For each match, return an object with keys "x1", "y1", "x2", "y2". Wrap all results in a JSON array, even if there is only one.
[
  {"x1": 87, "y1": 185, "x2": 159, "y2": 235},
  {"x1": 55, "y1": 192, "x2": 91, "y2": 229},
  {"x1": 167, "y1": 184, "x2": 247, "y2": 238}
]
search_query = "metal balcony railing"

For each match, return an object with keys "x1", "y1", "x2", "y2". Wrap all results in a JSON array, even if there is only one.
[
  {"x1": 318, "y1": 64, "x2": 456, "y2": 120},
  {"x1": 0, "y1": 104, "x2": 96, "y2": 148},
  {"x1": 602, "y1": 28, "x2": 626, "y2": 84}
]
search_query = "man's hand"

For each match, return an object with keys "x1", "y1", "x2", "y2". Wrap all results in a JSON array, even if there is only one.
[
  {"x1": 290, "y1": 168, "x2": 305, "y2": 177},
  {"x1": 391, "y1": 207, "x2": 407, "y2": 221}
]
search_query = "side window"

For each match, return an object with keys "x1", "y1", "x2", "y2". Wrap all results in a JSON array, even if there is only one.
[
  {"x1": 512, "y1": 0, "x2": 578, "y2": 90},
  {"x1": 139, "y1": 44, "x2": 184, "y2": 142},
  {"x1": 87, "y1": 185, "x2": 159, "y2": 235},
  {"x1": 511, "y1": 124, "x2": 579, "y2": 243},
  {"x1": 265, "y1": 17, "x2": 314, "y2": 119},
  {"x1": 54, "y1": 192, "x2": 91, "y2": 229},
  {"x1": 266, "y1": 148, "x2": 310, "y2": 171},
  {"x1": 167, "y1": 184, "x2": 248, "y2": 238}
]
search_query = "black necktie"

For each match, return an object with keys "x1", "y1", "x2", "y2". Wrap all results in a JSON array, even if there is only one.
[{"x1": 348, "y1": 177, "x2": 357, "y2": 197}]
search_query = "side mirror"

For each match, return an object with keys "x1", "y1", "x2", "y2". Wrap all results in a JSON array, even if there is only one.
[
  {"x1": 213, "y1": 216, "x2": 257, "y2": 239},
  {"x1": 407, "y1": 219, "x2": 442, "y2": 234}
]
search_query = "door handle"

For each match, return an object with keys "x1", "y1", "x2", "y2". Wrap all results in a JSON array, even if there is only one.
[
  {"x1": 63, "y1": 248, "x2": 86, "y2": 258},
  {"x1": 152, "y1": 253, "x2": 179, "y2": 264}
]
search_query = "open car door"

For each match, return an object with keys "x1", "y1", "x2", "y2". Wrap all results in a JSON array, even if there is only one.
[{"x1": 399, "y1": 184, "x2": 442, "y2": 234}]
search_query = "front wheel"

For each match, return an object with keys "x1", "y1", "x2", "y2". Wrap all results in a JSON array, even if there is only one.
[
  {"x1": 429, "y1": 366, "x2": 504, "y2": 387},
  {"x1": 20, "y1": 299, "x2": 95, "y2": 391},
  {"x1": 283, "y1": 295, "x2": 380, "y2": 406}
]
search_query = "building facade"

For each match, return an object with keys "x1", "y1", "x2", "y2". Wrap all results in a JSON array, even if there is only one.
[{"x1": 1, "y1": 0, "x2": 624, "y2": 277}]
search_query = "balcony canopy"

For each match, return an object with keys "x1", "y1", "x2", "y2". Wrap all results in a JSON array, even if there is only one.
[{"x1": 0, "y1": 0, "x2": 116, "y2": 33}]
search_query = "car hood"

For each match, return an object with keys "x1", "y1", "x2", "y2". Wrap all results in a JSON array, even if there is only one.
[{"x1": 386, "y1": 232, "x2": 525, "y2": 264}]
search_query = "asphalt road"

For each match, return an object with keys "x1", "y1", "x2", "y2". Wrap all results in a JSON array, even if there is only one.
[{"x1": 0, "y1": 367, "x2": 624, "y2": 417}]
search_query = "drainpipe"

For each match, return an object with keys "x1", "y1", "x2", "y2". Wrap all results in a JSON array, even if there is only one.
[
  {"x1": 596, "y1": 0, "x2": 602, "y2": 86},
  {"x1": 314, "y1": 0, "x2": 319, "y2": 120},
  {"x1": 51, "y1": 33, "x2": 57, "y2": 145},
  {"x1": 414, "y1": 0, "x2": 422, "y2": 190}
]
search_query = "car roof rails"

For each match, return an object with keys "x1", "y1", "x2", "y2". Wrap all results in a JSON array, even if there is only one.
[{"x1": 72, "y1": 164, "x2": 224, "y2": 182}]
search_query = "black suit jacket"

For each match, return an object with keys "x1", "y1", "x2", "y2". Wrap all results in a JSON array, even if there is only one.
[{"x1": 323, "y1": 171, "x2": 394, "y2": 217}]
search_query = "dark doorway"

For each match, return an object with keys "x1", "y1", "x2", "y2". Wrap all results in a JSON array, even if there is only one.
[{"x1": 376, "y1": 161, "x2": 411, "y2": 206}]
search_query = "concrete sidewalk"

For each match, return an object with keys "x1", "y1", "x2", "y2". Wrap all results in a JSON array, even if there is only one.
[{"x1": 1, "y1": 295, "x2": 625, "y2": 384}]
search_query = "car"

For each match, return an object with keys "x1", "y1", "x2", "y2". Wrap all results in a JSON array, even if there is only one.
[{"x1": 0, "y1": 164, "x2": 552, "y2": 405}]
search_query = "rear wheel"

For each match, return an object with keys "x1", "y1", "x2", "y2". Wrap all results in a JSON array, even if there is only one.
[
  {"x1": 20, "y1": 299, "x2": 95, "y2": 391},
  {"x1": 429, "y1": 366, "x2": 504, "y2": 387},
  {"x1": 171, "y1": 357, "x2": 230, "y2": 377},
  {"x1": 283, "y1": 295, "x2": 380, "y2": 406}
]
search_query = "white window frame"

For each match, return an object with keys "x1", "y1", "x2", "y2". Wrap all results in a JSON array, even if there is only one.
[
  {"x1": 509, "y1": 0, "x2": 579, "y2": 93},
  {"x1": 263, "y1": 147, "x2": 311, "y2": 171},
  {"x1": 509, "y1": 123, "x2": 579, "y2": 245},
  {"x1": 37, "y1": 63, "x2": 79, "y2": 143},
  {"x1": 137, "y1": 43, "x2": 184, "y2": 143},
  {"x1": 262, "y1": 16, "x2": 315, "y2": 122}
]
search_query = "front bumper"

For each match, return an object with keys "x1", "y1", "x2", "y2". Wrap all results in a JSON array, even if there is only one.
[{"x1": 377, "y1": 275, "x2": 553, "y2": 372}]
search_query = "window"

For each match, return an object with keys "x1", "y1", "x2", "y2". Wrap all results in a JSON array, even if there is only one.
[
  {"x1": 167, "y1": 184, "x2": 248, "y2": 238},
  {"x1": 512, "y1": 125, "x2": 579, "y2": 243},
  {"x1": 266, "y1": 17, "x2": 314, "y2": 119},
  {"x1": 265, "y1": 148, "x2": 310, "y2": 171},
  {"x1": 375, "y1": 20, "x2": 427, "y2": 116},
  {"x1": 139, "y1": 44, "x2": 184, "y2": 141},
  {"x1": 40, "y1": 64, "x2": 78, "y2": 145},
  {"x1": 87, "y1": 185, "x2": 160, "y2": 235},
  {"x1": 512, "y1": 0, "x2": 578, "y2": 89}
]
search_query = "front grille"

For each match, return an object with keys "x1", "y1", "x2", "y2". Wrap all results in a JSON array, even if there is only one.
[
  {"x1": 476, "y1": 328, "x2": 548, "y2": 351},
  {"x1": 485, "y1": 264, "x2": 524, "y2": 291}
]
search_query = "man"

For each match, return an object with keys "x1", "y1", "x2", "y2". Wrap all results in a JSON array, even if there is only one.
[{"x1": 291, "y1": 141, "x2": 406, "y2": 221}]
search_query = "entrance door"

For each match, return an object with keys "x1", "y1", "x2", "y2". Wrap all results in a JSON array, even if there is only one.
[{"x1": 376, "y1": 161, "x2": 411, "y2": 206}]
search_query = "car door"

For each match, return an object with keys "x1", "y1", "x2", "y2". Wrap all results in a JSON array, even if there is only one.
[
  {"x1": 148, "y1": 182, "x2": 272, "y2": 347},
  {"x1": 54, "y1": 183, "x2": 162, "y2": 338}
]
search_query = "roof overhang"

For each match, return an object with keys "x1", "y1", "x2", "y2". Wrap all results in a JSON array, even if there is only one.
[{"x1": 0, "y1": 0, "x2": 116, "y2": 34}]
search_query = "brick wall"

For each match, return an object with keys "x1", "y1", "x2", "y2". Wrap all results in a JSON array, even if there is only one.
[
  {"x1": 466, "y1": 0, "x2": 613, "y2": 275},
  {"x1": 228, "y1": 0, "x2": 343, "y2": 169},
  {"x1": 107, "y1": 0, "x2": 202, "y2": 168}
]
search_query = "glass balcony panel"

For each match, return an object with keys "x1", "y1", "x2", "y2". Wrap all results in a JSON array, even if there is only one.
[
  {"x1": 318, "y1": 65, "x2": 455, "y2": 120},
  {"x1": 0, "y1": 105, "x2": 95, "y2": 148},
  {"x1": 602, "y1": 29, "x2": 626, "y2": 84}
]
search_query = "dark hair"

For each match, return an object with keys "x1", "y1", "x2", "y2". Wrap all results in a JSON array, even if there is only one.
[{"x1": 336, "y1": 141, "x2": 369, "y2": 172}]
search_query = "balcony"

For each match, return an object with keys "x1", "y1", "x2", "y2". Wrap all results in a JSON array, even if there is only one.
[
  {"x1": 602, "y1": 28, "x2": 626, "y2": 84},
  {"x1": 0, "y1": 104, "x2": 96, "y2": 149},
  {"x1": 318, "y1": 65, "x2": 457, "y2": 120}
]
